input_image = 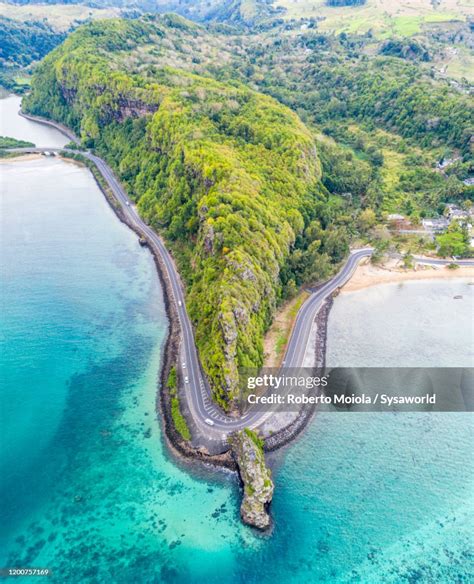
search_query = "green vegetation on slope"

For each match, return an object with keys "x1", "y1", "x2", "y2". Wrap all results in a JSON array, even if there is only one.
[
  {"x1": 249, "y1": 34, "x2": 472, "y2": 155},
  {"x1": 92, "y1": 16, "x2": 471, "y2": 218},
  {"x1": 300, "y1": 57, "x2": 472, "y2": 153},
  {"x1": 0, "y1": 135, "x2": 35, "y2": 148},
  {"x1": 24, "y1": 18, "x2": 333, "y2": 408},
  {"x1": 244, "y1": 427, "x2": 264, "y2": 451},
  {"x1": 0, "y1": 16, "x2": 65, "y2": 68},
  {"x1": 0, "y1": 2, "x2": 126, "y2": 92},
  {"x1": 436, "y1": 222, "x2": 472, "y2": 258},
  {"x1": 23, "y1": 14, "x2": 473, "y2": 405},
  {"x1": 236, "y1": 29, "x2": 473, "y2": 216},
  {"x1": 166, "y1": 367, "x2": 191, "y2": 440},
  {"x1": 0, "y1": 15, "x2": 66, "y2": 91}
]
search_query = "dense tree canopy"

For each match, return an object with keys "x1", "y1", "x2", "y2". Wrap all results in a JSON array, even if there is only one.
[
  {"x1": 23, "y1": 14, "x2": 474, "y2": 404},
  {"x1": 24, "y1": 18, "x2": 334, "y2": 407},
  {"x1": 0, "y1": 16, "x2": 65, "y2": 68}
]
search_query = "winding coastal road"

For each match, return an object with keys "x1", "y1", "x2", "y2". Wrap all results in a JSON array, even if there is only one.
[
  {"x1": 404, "y1": 256, "x2": 474, "y2": 267},
  {"x1": 10, "y1": 144, "x2": 373, "y2": 434},
  {"x1": 10, "y1": 128, "x2": 474, "y2": 437},
  {"x1": 75, "y1": 156, "x2": 373, "y2": 431}
]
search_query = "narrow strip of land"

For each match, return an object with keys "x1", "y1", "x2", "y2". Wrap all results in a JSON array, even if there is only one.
[{"x1": 10, "y1": 134, "x2": 474, "y2": 441}]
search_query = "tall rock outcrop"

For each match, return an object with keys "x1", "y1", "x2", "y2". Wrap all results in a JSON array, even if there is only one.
[{"x1": 229, "y1": 429, "x2": 274, "y2": 530}]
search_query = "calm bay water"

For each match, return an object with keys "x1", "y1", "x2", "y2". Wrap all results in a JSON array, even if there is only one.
[
  {"x1": 1, "y1": 96, "x2": 472, "y2": 583},
  {"x1": 264, "y1": 281, "x2": 474, "y2": 583},
  {"x1": 0, "y1": 95, "x2": 67, "y2": 148},
  {"x1": 327, "y1": 279, "x2": 474, "y2": 368}
]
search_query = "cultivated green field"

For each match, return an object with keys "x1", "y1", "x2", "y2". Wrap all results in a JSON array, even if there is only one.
[
  {"x1": 0, "y1": 2, "x2": 121, "y2": 31},
  {"x1": 275, "y1": 0, "x2": 472, "y2": 37},
  {"x1": 275, "y1": 0, "x2": 474, "y2": 81}
]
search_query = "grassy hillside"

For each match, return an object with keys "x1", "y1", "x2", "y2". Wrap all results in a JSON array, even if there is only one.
[
  {"x1": 24, "y1": 18, "x2": 328, "y2": 408},
  {"x1": 274, "y1": 0, "x2": 474, "y2": 82},
  {"x1": 275, "y1": 0, "x2": 471, "y2": 35},
  {"x1": 1, "y1": 0, "x2": 276, "y2": 25}
]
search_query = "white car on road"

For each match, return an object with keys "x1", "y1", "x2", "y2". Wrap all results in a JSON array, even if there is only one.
[{"x1": 204, "y1": 418, "x2": 215, "y2": 426}]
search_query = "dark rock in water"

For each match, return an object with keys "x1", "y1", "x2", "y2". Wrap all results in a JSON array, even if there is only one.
[
  {"x1": 453, "y1": 295, "x2": 463, "y2": 299},
  {"x1": 229, "y1": 429, "x2": 274, "y2": 530},
  {"x1": 138, "y1": 237, "x2": 148, "y2": 247}
]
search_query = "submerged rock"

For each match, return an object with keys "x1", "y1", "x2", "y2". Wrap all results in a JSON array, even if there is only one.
[{"x1": 229, "y1": 429, "x2": 274, "y2": 530}]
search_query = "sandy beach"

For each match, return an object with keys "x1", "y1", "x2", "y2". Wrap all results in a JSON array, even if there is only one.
[
  {"x1": 0, "y1": 153, "x2": 84, "y2": 168},
  {"x1": 342, "y1": 257, "x2": 474, "y2": 293},
  {"x1": 0, "y1": 153, "x2": 43, "y2": 163}
]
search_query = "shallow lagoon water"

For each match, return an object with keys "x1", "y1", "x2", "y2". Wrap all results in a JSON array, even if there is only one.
[
  {"x1": 1, "y1": 100, "x2": 473, "y2": 582},
  {"x1": 0, "y1": 157, "x2": 255, "y2": 583},
  {"x1": 259, "y1": 280, "x2": 473, "y2": 583}
]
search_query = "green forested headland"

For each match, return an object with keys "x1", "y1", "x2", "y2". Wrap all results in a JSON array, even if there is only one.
[
  {"x1": 24, "y1": 19, "x2": 339, "y2": 406},
  {"x1": 24, "y1": 16, "x2": 473, "y2": 405}
]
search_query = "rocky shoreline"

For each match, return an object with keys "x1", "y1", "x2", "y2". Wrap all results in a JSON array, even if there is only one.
[
  {"x1": 83, "y1": 151, "x2": 335, "y2": 530},
  {"x1": 230, "y1": 430, "x2": 274, "y2": 530},
  {"x1": 67, "y1": 149, "x2": 333, "y2": 460},
  {"x1": 67, "y1": 152, "x2": 237, "y2": 471},
  {"x1": 19, "y1": 110, "x2": 79, "y2": 144},
  {"x1": 17, "y1": 110, "x2": 336, "y2": 530},
  {"x1": 62, "y1": 151, "x2": 240, "y2": 469},
  {"x1": 263, "y1": 296, "x2": 333, "y2": 452}
]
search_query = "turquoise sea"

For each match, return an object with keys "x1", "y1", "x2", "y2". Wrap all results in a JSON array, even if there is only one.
[{"x1": 1, "y1": 97, "x2": 473, "y2": 582}]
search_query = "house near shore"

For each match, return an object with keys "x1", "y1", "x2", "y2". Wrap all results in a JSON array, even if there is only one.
[
  {"x1": 386, "y1": 214, "x2": 412, "y2": 230},
  {"x1": 422, "y1": 218, "x2": 449, "y2": 233},
  {"x1": 449, "y1": 209, "x2": 470, "y2": 221},
  {"x1": 444, "y1": 204, "x2": 473, "y2": 226}
]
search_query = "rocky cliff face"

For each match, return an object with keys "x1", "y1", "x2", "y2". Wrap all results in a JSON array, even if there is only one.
[
  {"x1": 229, "y1": 429, "x2": 274, "y2": 530},
  {"x1": 61, "y1": 83, "x2": 160, "y2": 124},
  {"x1": 26, "y1": 17, "x2": 322, "y2": 410}
]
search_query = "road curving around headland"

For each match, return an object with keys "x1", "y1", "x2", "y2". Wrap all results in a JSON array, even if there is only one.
[
  {"x1": 10, "y1": 145, "x2": 376, "y2": 435},
  {"x1": 10, "y1": 136, "x2": 474, "y2": 441}
]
